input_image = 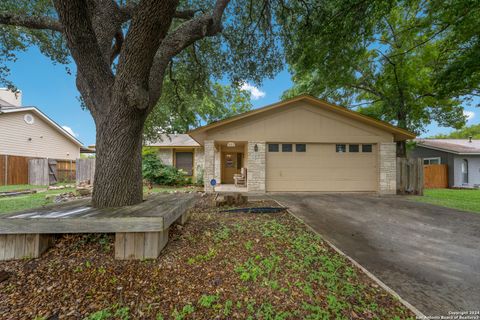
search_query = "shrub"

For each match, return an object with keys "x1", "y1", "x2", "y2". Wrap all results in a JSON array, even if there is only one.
[{"x1": 142, "y1": 148, "x2": 190, "y2": 186}]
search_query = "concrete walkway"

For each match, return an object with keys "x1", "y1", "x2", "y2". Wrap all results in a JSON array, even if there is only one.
[{"x1": 267, "y1": 193, "x2": 480, "y2": 316}]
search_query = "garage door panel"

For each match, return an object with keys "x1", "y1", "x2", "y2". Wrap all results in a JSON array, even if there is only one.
[{"x1": 266, "y1": 143, "x2": 377, "y2": 192}]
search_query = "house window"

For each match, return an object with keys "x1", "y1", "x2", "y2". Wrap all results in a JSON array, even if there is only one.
[
  {"x1": 175, "y1": 152, "x2": 193, "y2": 175},
  {"x1": 268, "y1": 144, "x2": 279, "y2": 152},
  {"x1": 362, "y1": 144, "x2": 372, "y2": 152},
  {"x1": 296, "y1": 144, "x2": 306, "y2": 152},
  {"x1": 424, "y1": 157, "x2": 441, "y2": 165},
  {"x1": 349, "y1": 144, "x2": 359, "y2": 152},
  {"x1": 336, "y1": 144, "x2": 346, "y2": 153},
  {"x1": 462, "y1": 159, "x2": 469, "y2": 184},
  {"x1": 282, "y1": 144, "x2": 293, "y2": 152}
]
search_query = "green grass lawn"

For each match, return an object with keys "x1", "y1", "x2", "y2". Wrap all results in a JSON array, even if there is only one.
[
  {"x1": 411, "y1": 188, "x2": 480, "y2": 213},
  {"x1": 0, "y1": 187, "x2": 77, "y2": 214},
  {"x1": 0, "y1": 184, "x2": 49, "y2": 192}
]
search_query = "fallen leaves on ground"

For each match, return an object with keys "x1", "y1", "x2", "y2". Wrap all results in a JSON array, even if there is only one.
[{"x1": 0, "y1": 197, "x2": 415, "y2": 319}]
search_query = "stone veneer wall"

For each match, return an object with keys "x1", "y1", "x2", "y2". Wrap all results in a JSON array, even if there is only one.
[
  {"x1": 379, "y1": 142, "x2": 396, "y2": 194},
  {"x1": 194, "y1": 148, "x2": 204, "y2": 182},
  {"x1": 157, "y1": 149, "x2": 173, "y2": 165},
  {"x1": 247, "y1": 141, "x2": 266, "y2": 192},
  {"x1": 203, "y1": 140, "x2": 215, "y2": 192}
]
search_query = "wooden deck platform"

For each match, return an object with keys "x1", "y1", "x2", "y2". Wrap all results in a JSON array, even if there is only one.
[{"x1": 0, "y1": 193, "x2": 198, "y2": 260}]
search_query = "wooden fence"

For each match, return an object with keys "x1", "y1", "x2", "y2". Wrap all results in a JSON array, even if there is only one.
[
  {"x1": 0, "y1": 155, "x2": 31, "y2": 186},
  {"x1": 76, "y1": 158, "x2": 95, "y2": 184},
  {"x1": 397, "y1": 157, "x2": 424, "y2": 195},
  {"x1": 424, "y1": 164, "x2": 448, "y2": 189}
]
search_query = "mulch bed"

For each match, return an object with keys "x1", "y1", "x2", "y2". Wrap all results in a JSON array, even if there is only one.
[{"x1": 0, "y1": 196, "x2": 415, "y2": 319}]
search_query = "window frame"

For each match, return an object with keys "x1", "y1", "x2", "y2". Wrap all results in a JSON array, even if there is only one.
[
  {"x1": 362, "y1": 144, "x2": 373, "y2": 153},
  {"x1": 349, "y1": 144, "x2": 359, "y2": 153},
  {"x1": 268, "y1": 143, "x2": 279, "y2": 152},
  {"x1": 296, "y1": 144, "x2": 306, "y2": 152},
  {"x1": 174, "y1": 151, "x2": 194, "y2": 176},
  {"x1": 282, "y1": 143, "x2": 293, "y2": 152},
  {"x1": 423, "y1": 157, "x2": 441, "y2": 165},
  {"x1": 336, "y1": 144, "x2": 347, "y2": 153}
]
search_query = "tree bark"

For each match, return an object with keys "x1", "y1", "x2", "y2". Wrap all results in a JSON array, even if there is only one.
[{"x1": 92, "y1": 100, "x2": 147, "y2": 207}]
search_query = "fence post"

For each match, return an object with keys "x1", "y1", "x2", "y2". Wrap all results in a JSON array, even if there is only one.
[
  {"x1": 417, "y1": 158, "x2": 424, "y2": 196},
  {"x1": 4, "y1": 155, "x2": 7, "y2": 186}
]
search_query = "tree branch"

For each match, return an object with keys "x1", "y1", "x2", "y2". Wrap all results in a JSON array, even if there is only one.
[
  {"x1": 119, "y1": 3, "x2": 198, "y2": 21},
  {"x1": 53, "y1": 0, "x2": 114, "y2": 111},
  {"x1": 115, "y1": 0, "x2": 178, "y2": 110},
  {"x1": 0, "y1": 11, "x2": 62, "y2": 32},
  {"x1": 148, "y1": 0, "x2": 230, "y2": 106}
]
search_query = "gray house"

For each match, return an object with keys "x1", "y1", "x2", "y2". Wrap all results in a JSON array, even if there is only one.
[{"x1": 411, "y1": 138, "x2": 480, "y2": 188}]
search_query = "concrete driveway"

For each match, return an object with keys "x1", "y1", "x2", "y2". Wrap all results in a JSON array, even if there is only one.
[{"x1": 267, "y1": 193, "x2": 480, "y2": 316}]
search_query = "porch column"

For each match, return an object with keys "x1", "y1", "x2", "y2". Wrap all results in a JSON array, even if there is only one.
[
  {"x1": 247, "y1": 141, "x2": 266, "y2": 192},
  {"x1": 204, "y1": 140, "x2": 216, "y2": 193},
  {"x1": 378, "y1": 142, "x2": 397, "y2": 194}
]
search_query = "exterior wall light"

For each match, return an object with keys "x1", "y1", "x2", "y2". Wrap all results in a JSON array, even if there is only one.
[{"x1": 254, "y1": 144, "x2": 258, "y2": 152}]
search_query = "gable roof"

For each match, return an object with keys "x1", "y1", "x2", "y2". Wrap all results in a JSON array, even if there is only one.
[
  {"x1": 416, "y1": 139, "x2": 480, "y2": 155},
  {"x1": 188, "y1": 94, "x2": 416, "y2": 141},
  {"x1": 0, "y1": 107, "x2": 83, "y2": 146},
  {"x1": 188, "y1": 95, "x2": 415, "y2": 141},
  {"x1": 145, "y1": 134, "x2": 200, "y2": 147}
]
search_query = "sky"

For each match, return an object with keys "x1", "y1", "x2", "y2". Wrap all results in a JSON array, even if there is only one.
[{"x1": 5, "y1": 47, "x2": 479, "y2": 146}]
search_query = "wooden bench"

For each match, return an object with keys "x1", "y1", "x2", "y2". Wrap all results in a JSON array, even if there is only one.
[{"x1": 0, "y1": 193, "x2": 198, "y2": 260}]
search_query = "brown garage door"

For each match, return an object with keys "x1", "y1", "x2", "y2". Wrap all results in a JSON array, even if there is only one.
[{"x1": 266, "y1": 143, "x2": 377, "y2": 192}]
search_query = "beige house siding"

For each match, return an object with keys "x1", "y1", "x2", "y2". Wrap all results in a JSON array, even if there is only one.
[
  {"x1": 157, "y1": 148, "x2": 173, "y2": 165},
  {"x1": 200, "y1": 102, "x2": 393, "y2": 144},
  {"x1": 194, "y1": 100, "x2": 399, "y2": 193},
  {"x1": 0, "y1": 111, "x2": 80, "y2": 159}
]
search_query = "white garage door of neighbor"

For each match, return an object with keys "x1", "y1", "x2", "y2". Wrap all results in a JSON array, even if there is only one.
[{"x1": 266, "y1": 143, "x2": 378, "y2": 192}]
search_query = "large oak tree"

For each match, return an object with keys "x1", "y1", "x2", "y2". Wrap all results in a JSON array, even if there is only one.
[
  {"x1": 0, "y1": 0, "x2": 282, "y2": 207},
  {"x1": 281, "y1": 0, "x2": 479, "y2": 156}
]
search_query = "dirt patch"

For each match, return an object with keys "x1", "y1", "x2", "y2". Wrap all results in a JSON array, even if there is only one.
[{"x1": 0, "y1": 197, "x2": 414, "y2": 319}]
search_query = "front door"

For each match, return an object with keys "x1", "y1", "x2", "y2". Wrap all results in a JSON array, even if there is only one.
[{"x1": 222, "y1": 152, "x2": 242, "y2": 184}]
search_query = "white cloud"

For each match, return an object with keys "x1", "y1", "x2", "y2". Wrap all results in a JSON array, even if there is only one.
[
  {"x1": 464, "y1": 110, "x2": 475, "y2": 121},
  {"x1": 62, "y1": 125, "x2": 78, "y2": 137},
  {"x1": 240, "y1": 82, "x2": 266, "y2": 100}
]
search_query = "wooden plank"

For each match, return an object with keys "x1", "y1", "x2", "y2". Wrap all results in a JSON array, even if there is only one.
[
  {"x1": 4, "y1": 235, "x2": 16, "y2": 260},
  {"x1": 124, "y1": 233, "x2": 136, "y2": 260},
  {"x1": 14, "y1": 234, "x2": 26, "y2": 259},
  {"x1": 25, "y1": 234, "x2": 37, "y2": 257},
  {"x1": 0, "y1": 235, "x2": 6, "y2": 260},
  {"x1": 143, "y1": 232, "x2": 159, "y2": 259},
  {"x1": 134, "y1": 233, "x2": 145, "y2": 259},
  {"x1": 424, "y1": 164, "x2": 448, "y2": 189},
  {"x1": 115, "y1": 233, "x2": 126, "y2": 260},
  {"x1": 0, "y1": 217, "x2": 164, "y2": 234}
]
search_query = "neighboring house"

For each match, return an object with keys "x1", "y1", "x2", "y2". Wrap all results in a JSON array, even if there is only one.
[
  {"x1": 152, "y1": 95, "x2": 415, "y2": 194},
  {"x1": 0, "y1": 89, "x2": 82, "y2": 160},
  {"x1": 410, "y1": 138, "x2": 480, "y2": 188}
]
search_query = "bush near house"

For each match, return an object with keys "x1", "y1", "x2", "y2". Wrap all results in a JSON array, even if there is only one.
[{"x1": 142, "y1": 148, "x2": 191, "y2": 186}]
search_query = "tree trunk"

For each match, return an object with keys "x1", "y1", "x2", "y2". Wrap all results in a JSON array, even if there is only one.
[{"x1": 92, "y1": 103, "x2": 147, "y2": 208}]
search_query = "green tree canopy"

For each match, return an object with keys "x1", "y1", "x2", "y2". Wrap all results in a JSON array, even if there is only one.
[
  {"x1": 280, "y1": 0, "x2": 479, "y2": 154},
  {"x1": 432, "y1": 124, "x2": 480, "y2": 139}
]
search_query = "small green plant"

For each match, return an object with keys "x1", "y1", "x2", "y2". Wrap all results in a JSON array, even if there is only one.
[
  {"x1": 171, "y1": 304, "x2": 195, "y2": 320},
  {"x1": 84, "y1": 309, "x2": 112, "y2": 320},
  {"x1": 214, "y1": 226, "x2": 231, "y2": 242},
  {"x1": 223, "y1": 300, "x2": 233, "y2": 316},
  {"x1": 187, "y1": 248, "x2": 217, "y2": 265},
  {"x1": 244, "y1": 240, "x2": 253, "y2": 250},
  {"x1": 198, "y1": 294, "x2": 219, "y2": 308}
]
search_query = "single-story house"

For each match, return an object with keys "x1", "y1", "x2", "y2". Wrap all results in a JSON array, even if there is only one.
[
  {"x1": 146, "y1": 134, "x2": 204, "y2": 179},
  {"x1": 410, "y1": 138, "x2": 480, "y2": 188},
  {"x1": 0, "y1": 89, "x2": 83, "y2": 160},
  {"x1": 151, "y1": 95, "x2": 415, "y2": 194}
]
